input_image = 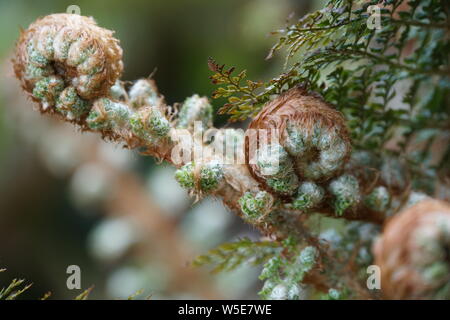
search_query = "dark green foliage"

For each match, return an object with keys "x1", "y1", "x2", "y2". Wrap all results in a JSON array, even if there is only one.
[
  {"x1": 208, "y1": 58, "x2": 265, "y2": 121},
  {"x1": 208, "y1": 57, "x2": 301, "y2": 121},
  {"x1": 1, "y1": 268, "x2": 146, "y2": 300},
  {"x1": 192, "y1": 238, "x2": 281, "y2": 274},
  {"x1": 0, "y1": 268, "x2": 32, "y2": 300},
  {"x1": 74, "y1": 287, "x2": 94, "y2": 300}
]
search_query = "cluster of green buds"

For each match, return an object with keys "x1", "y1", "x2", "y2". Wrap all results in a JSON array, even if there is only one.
[
  {"x1": 199, "y1": 162, "x2": 225, "y2": 192},
  {"x1": 284, "y1": 124, "x2": 349, "y2": 181},
  {"x1": 174, "y1": 161, "x2": 225, "y2": 194},
  {"x1": 259, "y1": 257, "x2": 303, "y2": 300},
  {"x1": 259, "y1": 246, "x2": 318, "y2": 300},
  {"x1": 247, "y1": 87, "x2": 351, "y2": 199},
  {"x1": 174, "y1": 162, "x2": 196, "y2": 189}
]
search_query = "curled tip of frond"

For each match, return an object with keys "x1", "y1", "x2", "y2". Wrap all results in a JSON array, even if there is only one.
[
  {"x1": 14, "y1": 13, "x2": 123, "y2": 118},
  {"x1": 245, "y1": 86, "x2": 352, "y2": 196},
  {"x1": 374, "y1": 199, "x2": 450, "y2": 299}
]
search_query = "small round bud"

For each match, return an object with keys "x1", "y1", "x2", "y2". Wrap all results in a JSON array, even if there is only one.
[
  {"x1": 199, "y1": 162, "x2": 224, "y2": 192},
  {"x1": 56, "y1": 86, "x2": 89, "y2": 119},
  {"x1": 287, "y1": 284, "x2": 310, "y2": 300},
  {"x1": 175, "y1": 163, "x2": 195, "y2": 190},
  {"x1": 238, "y1": 191, "x2": 273, "y2": 220},
  {"x1": 292, "y1": 181, "x2": 325, "y2": 211},
  {"x1": 266, "y1": 175, "x2": 299, "y2": 196},
  {"x1": 364, "y1": 186, "x2": 390, "y2": 212},
  {"x1": 109, "y1": 80, "x2": 128, "y2": 101},
  {"x1": 87, "y1": 98, "x2": 131, "y2": 130},
  {"x1": 177, "y1": 94, "x2": 213, "y2": 130},
  {"x1": 268, "y1": 284, "x2": 288, "y2": 300},
  {"x1": 328, "y1": 174, "x2": 360, "y2": 216},
  {"x1": 129, "y1": 79, "x2": 164, "y2": 109},
  {"x1": 297, "y1": 246, "x2": 318, "y2": 269},
  {"x1": 32, "y1": 75, "x2": 64, "y2": 109},
  {"x1": 327, "y1": 288, "x2": 342, "y2": 300},
  {"x1": 130, "y1": 106, "x2": 170, "y2": 140},
  {"x1": 255, "y1": 143, "x2": 299, "y2": 196}
]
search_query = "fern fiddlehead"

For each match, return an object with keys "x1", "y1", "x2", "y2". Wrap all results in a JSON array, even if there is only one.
[
  {"x1": 244, "y1": 86, "x2": 370, "y2": 219},
  {"x1": 374, "y1": 200, "x2": 450, "y2": 299},
  {"x1": 247, "y1": 86, "x2": 351, "y2": 188},
  {"x1": 14, "y1": 14, "x2": 123, "y2": 120}
]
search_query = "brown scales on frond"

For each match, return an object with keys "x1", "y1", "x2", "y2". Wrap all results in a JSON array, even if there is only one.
[{"x1": 249, "y1": 86, "x2": 348, "y2": 137}]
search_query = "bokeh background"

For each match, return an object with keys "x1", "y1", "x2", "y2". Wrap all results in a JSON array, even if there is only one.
[{"x1": 0, "y1": 0, "x2": 316, "y2": 299}]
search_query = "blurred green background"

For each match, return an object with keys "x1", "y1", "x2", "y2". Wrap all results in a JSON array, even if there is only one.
[{"x1": 0, "y1": 0, "x2": 315, "y2": 299}]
